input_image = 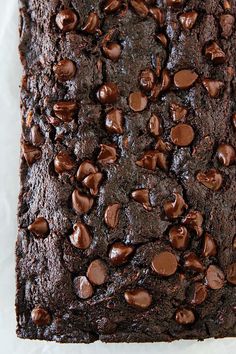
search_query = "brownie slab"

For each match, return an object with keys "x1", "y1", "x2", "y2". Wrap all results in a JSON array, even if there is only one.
[{"x1": 16, "y1": 0, "x2": 236, "y2": 343}]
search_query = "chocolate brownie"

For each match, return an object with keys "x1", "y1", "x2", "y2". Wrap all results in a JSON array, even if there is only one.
[{"x1": 16, "y1": 0, "x2": 236, "y2": 343}]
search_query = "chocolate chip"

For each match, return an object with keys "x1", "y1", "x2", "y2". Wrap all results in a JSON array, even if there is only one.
[
  {"x1": 161, "y1": 69, "x2": 171, "y2": 91},
  {"x1": 205, "y1": 42, "x2": 226, "y2": 65},
  {"x1": 174, "y1": 69, "x2": 198, "y2": 89},
  {"x1": 232, "y1": 113, "x2": 236, "y2": 130},
  {"x1": 73, "y1": 276, "x2": 94, "y2": 299},
  {"x1": 223, "y1": 0, "x2": 231, "y2": 10},
  {"x1": 149, "y1": 114, "x2": 162, "y2": 136},
  {"x1": 206, "y1": 265, "x2": 225, "y2": 289},
  {"x1": 131, "y1": 189, "x2": 152, "y2": 211},
  {"x1": 155, "y1": 138, "x2": 172, "y2": 153},
  {"x1": 179, "y1": 11, "x2": 198, "y2": 30},
  {"x1": 175, "y1": 309, "x2": 195, "y2": 325},
  {"x1": 129, "y1": 91, "x2": 148, "y2": 112},
  {"x1": 182, "y1": 210, "x2": 203, "y2": 237},
  {"x1": 22, "y1": 142, "x2": 41, "y2": 166},
  {"x1": 55, "y1": 9, "x2": 78, "y2": 32},
  {"x1": 102, "y1": 0, "x2": 122, "y2": 13},
  {"x1": 164, "y1": 192, "x2": 188, "y2": 219},
  {"x1": 53, "y1": 59, "x2": 76, "y2": 82},
  {"x1": 86, "y1": 259, "x2": 108, "y2": 286},
  {"x1": 98, "y1": 144, "x2": 117, "y2": 164},
  {"x1": 220, "y1": 14, "x2": 235, "y2": 38},
  {"x1": 202, "y1": 79, "x2": 224, "y2": 98},
  {"x1": 136, "y1": 150, "x2": 159, "y2": 171},
  {"x1": 170, "y1": 103, "x2": 188, "y2": 122},
  {"x1": 54, "y1": 151, "x2": 75, "y2": 174},
  {"x1": 104, "y1": 203, "x2": 121, "y2": 228},
  {"x1": 202, "y1": 233, "x2": 217, "y2": 257},
  {"x1": 190, "y1": 283, "x2": 208, "y2": 305},
  {"x1": 139, "y1": 69, "x2": 155, "y2": 92},
  {"x1": 82, "y1": 12, "x2": 100, "y2": 34},
  {"x1": 217, "y1": 144, "x2": 236, "y2": 166},
  {"x1": 170, "y1": 123, "x2": 195, "y2": 147},
  {"x1": 166, "y1": 0, "x2": 183, "y2": 6},
  {"x1": 31, "y1": 125, "x2": 44, "y2": 146},
  {"x1": 156, "y1": 33, "x2": 168, "y2": 48},
  {"x1": 70, "y1": 222, "x2": 92, "y2": 249},
  {"x1": 169, "y1": 225, "x2": 189, "y2": 250},
  {"x1": 226, "y1": 263, "x2": 236, "y2": 285},
  {"x1": 130, "y1": 0, "x2": 149, "y2": 17},
  {"x1": 196, "y1": 169, "x2": 223, "y2": 191},
  {"x1": 82, "y1": 172, "x2": 103, "y2": 196},
  {"x1": 106, "y1": 109, "x2": 124, "y2": 134},
  {"x1": 53, "y1": 101, "x2": 77, "y2": 122},
  {"x1": 28, "y1": 217, "x2": 49, "y2": 237},
  {"x1": 109, "y1": 242, "x2": 134, "y2": 265},
  {"x1": 124, "y1": 289, "x2": 152, "y2": 309},
  {"x1": 149, "y1": 7, "x2": 165, "y2": 25},
  {"x1": 72, "y1": 189, "x2": 94, "y2": 214},
  {"x1": 102, "y1": 42, "x2": 122, "y2": 61},
  {"x1": 152, "y1": 251, "x2": 178, "y2": 276},
  {"x1": 76, "y1": 161, "x2": 98, "y2": 182},
  {"x1": 97, "y1": 83, "x2": 119, "y2": 104},
  {"x1": 184, "y1": 252, "x2": 205, "y2": 272},
  {"x1": 31, "y1": 307, "x2": 51, "y2": 326}
]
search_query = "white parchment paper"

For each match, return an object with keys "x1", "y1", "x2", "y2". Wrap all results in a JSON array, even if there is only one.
[{"x1": 0, "y1": 1, "x2": 235, "y2": 353}]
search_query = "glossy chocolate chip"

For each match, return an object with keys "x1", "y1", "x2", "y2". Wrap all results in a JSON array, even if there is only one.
[
  {"x1": 202, "y1": 233, "x2": 217, "y2": 257},
  {"x1": 196, "y1": 169, "x2": 223, "y2": 191},
  {"x1": 109, "y1": 242, "x2": 134, "y2": 265},
  {"x1": 55, "y1": 9, "x2": 78, "y2": 32},
  {"x1": 130, "y1": 0, "x2": 149, "y2": 17},
  {"x1": 72, "y1": 190, "x2": 94, "y2": 214},
  {"x1": 202, "y1": 79, "x2": 224, "y2": 98},
  {"x1": 149, "y1": 7, "x2": 165, "y2": 25},
  {"x1": 102, "y1": 0, "x2": 122, "y2": 13},
  {"x1": 31, "y1": 307, "x2": 51, "y2": 326},
  {"x1": 82, "y1": 12, "x2": 100, "y2": 34},
  {"x1": 170, "y1": 103, "x2": 188, "y2": 122},
  {"x1": 129, "y1": 91, "x2": 148, "y2": 112},
  {"x1": 131, "y1": 189, "x2": 152, "y2": 211},
  {"x1": 206, "y1": 265, "x2": 225, "y2": 289},
  {"x1": 149, "y1": 114, "x2": 162, "y2": 136},
  {"x1": 161, "y1": 69, "x2": 171, "y2": 91},
  {"x1": 156, "y1": 33, "x2": 168, "y2": 48},
  {"x1": 98, "y1": 144, "x2": 117, "y2": 164},
  {"x1": 182, "y1": 210, "x2": 203, "y2": 237},
  {"x1": 82, "y1": 172, "x2": 103, "y2": 196},
  {"x1": 190, "y1": 283, "x2": 208, "y2": 305},
  {"x1": 136, "y1": 150, "x2": 159, "y2": 171},
  {"x1": 205, "y1": 42, "x2": 226, "y2": 64},
  {"x1": 70, "y1": 222, "x2": 92, "y2": 249},
  {"x1": 54, "y1": 151, "x2": 75, "y2": 174},
  {"x1": 103, "y1": 42, "x2": 122, "y2": 61},
  {"x1": 22, "y1": 142, "x2": 41, "y2": 166},
  {"x1": 53, "y1": 59, "x2": 76, "y2": 82},
  {"x1": 174, "y1": 69, "x2": 198, "y2": 89},
  {"x1": 124, "y1": 289, "x2": 152, "y2": 309},
  {"x1": 152, "y1": 251, "x2": 178, "y2": 276},
  {"x1": 73, "y1": 276, "x2": 94, "y2": 299},
  {"x1": 139, "y1": 69, "x2": 155, "y2": 92},
  {"x1": 76, "y1": 161, "x2": 98, "y2": 182},
  {"x1": 179, "y1": 11, "x2": 198, "y2": 30},
  {"x1": 86, "y1": 259, "x2": 108, "y2": 286},
  {"x1": 233, "y1": 235, "x2": 236, "y2": 250},
  {"x1": 175, "y1": 309, "x2": 195, "y2": 325},
  {"x1": 184, "y1": 252, "x2": 205, "y2": 272},
  {"x1": 106, "y1": 109, "x2": 124, "y2": 134},
  {"x1": 53, "y1": 101, "x2": 77, "y2": 122},
  {"x1": 104, "y1": 203, "x2": 121, "y2": 228},
  {"x1": 220, "y1": 14, "x2": 235, "y2": 38},
  {"x1": 164, "y1": 192, "x2": 188, "y2": 219},
  {"x1": 217, "y1": 144, "x2": 236, "y2": 166},
  {"x1": 226, "y1": 263, "x2": 236, "y2": 285},
  {"x1": 166, "y1": 0, "x2": 183, "y2": 6},
  {"x1": 31, "y1": 125, "x2": 44, "y2": 146},
  {"x1": 232, "y1": 113, "x2": 236, "y2": 130},
  {"x1": 170, "y1": 123, "x2": 195, "y2": 146},
  {"x1": 155, "y1": 138, "x2": 172, "y2": 153},
  {"x1": 97, "y1": 83, "x2": 119, "y2": 104},
  {"x1": 169, "y1": 225, "x2": 189, "y2": 250},
  {"x1": 28, "y1": 217, "x2": 49, "y2": 237}
]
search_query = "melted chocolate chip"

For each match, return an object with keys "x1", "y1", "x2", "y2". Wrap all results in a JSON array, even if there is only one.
[
  {"x1": 106, "y1": 109, "x2": 124, "y2": 134},
  {"x1": 86, "y1": 259, "x2": 108, "y2": 285},
  {"x1": 175, "y1": 309, "x2": 195, "y2": 325},
  {"x1": 131, "y1": 189, "x2": 152, "y2": 211},
  {"x1": 53, "y1": 59, "x2": 76, "y2": 82},
  {"x1": 149, "y1": 114, "x2": 162, "y2": 136},
  {"x1": 196, "y1": 169, "x2": 223, "y2": 191},
  {"x1": 152, "y1": 251, "x2": 178, "y2": 276},
  {"x1": 206, "y1": 265, "x2": 225, "y2": 289},
  {"x1": 73, "y1": 276, "x2": 94, "y2": 299},
  {"x1": 190, "y1": 283, "x2": 208, "y2": 305},
  {"x1": 202, "y1": 233, "x2": 217, "y2": 257},
  {"x1": 102, "y1": 0, "x2": 122, "y2": 13},
  {"x1": 182, "y1": 210, "x2": 203, "y2": 237},
  {"x1": 76, "y1": 161, "x2": 98, "y2": 182},
  {"x1": 109, "y1": 242, "x2": 134, "y2": 265},
  {"x1": 97, "y1": 83, "x2": 119, "y2": 104},
  {"x1": 169, "y1": 225, "x2": 189, "y2": 250},
  {"x1": 136, "y1": 150, "x2": 159, "y2": 171},
  {"x1": 55, "y1": 9, "x2": 78, "y2": 32},
  {"x1": 149, "y1": 7, "x2": 165, "y2": 25},
  {"x1": 179, "y1": 11, "x2": 198, "y2": 30},
  {"x1": 232, "y1": 113, "x2": 236, "y2": 130},
  {"x1": 72, "y1": 189, "x2": 94, "y2": 214},
  {"x1": 102, "y1": 42, "x2": 122, "y2": 61},
  {"x1": 156, "y1": 33, "x2": 168, "y2": 48},
  {"x1": 184, "y1": 252, "x2": 205, "y2": 272},
  {"x1": 31, "y1": 125, "x2": 44, "y2": 146},
  {"x1": 164, "y1": 192, "x2": 188, "y2": 219},
  {"x1": 170, "y1": 123, "x2": 195, "y2": 147},
  {"x1": 174, "y1": 69, "x2": 198, "y2": 89},
  {"x1": 217, "y1": 144, "x2": 236, "y2": 166},
  {"x1": 31, "y1": 307, "x2": 51, "y2": 326},
  {"x1": 54, "y1": 151, "x2": 75, "y2": 174},
  {"x1": 124, "y1": 289, "x2": 152, "y2": 309},
  {"x1": 205, "y1": 42, "x2": 226, "y2": 64},
  {"x1": 170, "y1": 103, "x2": 188, "y2": 122},
  {"x1": 220, "y1": 14, "x2": 235, "y2": 39},
  {"x1": 53, "y1": 101, "x2": 77, "y2": 122},
  {"x1": 129, "y1": 91, "x2": 148, "y2": 112},
  {"x1": 28, "y1": 217, "x2": 49, "y2": 237},
  {"x1": 22, "y1": 142, "x2": 41, "y2": 166},
  {"x1": 139, "y1": 69, "x2": 155, "y2": 92},
  {"x1": 130, "y1": 0, "x2": 149, "y2": 17},
  {"x1": 226, "y1": 263, "x2": 236, "y2": 285},
  {"x1": 98, "y1": 144, "x2": 117, "y2": 164},
  {"x1": 202, "y1": 79, "x2": 224, "y2": 98},
  {"x1": 82, "y1": 172, "x2": 103, "y2": 196},
  {"x1": 104, "y1": 203, "x2": 121, "y2": 228},
  {"x1": 70, "y1": 222, "x2": 92, "y2": 249},
  {"x1": 82, "y1": 12, "x2": 100, "y2": 34},
  {"x1": 161, "y1": 69, "x2": 171, "y2": 91}
]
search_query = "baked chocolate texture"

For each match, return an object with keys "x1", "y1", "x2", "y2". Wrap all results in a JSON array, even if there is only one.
[{"x1": 16, "y1": 0, "x2": 236, "y2": 343}]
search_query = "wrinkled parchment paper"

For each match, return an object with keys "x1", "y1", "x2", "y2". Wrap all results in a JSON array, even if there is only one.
[{"x1": 0, "y1": 1, "x2": 235, "y2": 353}]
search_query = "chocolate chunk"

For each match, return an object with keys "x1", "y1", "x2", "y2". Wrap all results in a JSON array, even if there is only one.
[
  {"x1": 83, "y1": 172, "x2": 103, "y2": 196},
  {"x1": 179, "y1": 11, "x2": 198, "y2": 30},
  {"x1": 206, "y1": 265, "x2": 225, "y2": 289},
  {"x1": 217, "y1": 144, "x2": 236, "y2": 166},
  {"x1": 226, "y1": 263, "x2": 236, "y2": 285},
  {"x1": 86, "y1": 259, "x2": 108, "y2": 285},
  {"x1": 53, "y1": 101, "x2": 77, "y2": 122},
  {"x1": 174, "y1": 70, "x2": 198, "y2": 89},
  {"x1": 196, "y1": 169, "x2": 223, "y2": 191},
  {"x1": 152, "y1": 251, "x2": 178, "y2": 276},
  {"x1": 98, "y1": 144, "x2": 117, "y2": 164},
  {"x1": 102, "y1": 0, "x2": 122, "y2": 13},
  {"x1": 28, "y1": 217, "x2": 49, "y2": 237},
  {"x1": 149, "y1": 8, "x2": 165, "y2": 25},
  {"x1": 82, "y1": 12, "x2": 100, "y2": 34},
  {"x1": 55, "y1": 9, "x2": 78, "y2": 32},
  {"x1": 124, "y1": 289, "x2": 152, "y2": 309},
  {"x1": 104, "y1": 203, "x2": 121, "y2": 228},
  {"x1": 97, "y1": 83, "x2": 119, "y2": 104},
  {"x1": 76, "y1": 161, "x2": 98, "y2": 182},
  {"x1": 102, "y1": 43, "x2": 122, "y2": 61},
  {"x1": 182, "y1": 210, "x2": 203, "y2": 237},
  {"x1": 131, "y1": 189, "x2": 152, "y2": 211},
  {"x1": 220, "y1": 14, "x2": 235, "y2": 39},
  {"x1": 170, "y1": 103, "x2": 188, "y2": 122},
  {"x1": 169, "y1": 225, "x2": 189, "y2": 250},
  {"x1": 109, "y1": 242, "x2": 134, "y2": 265},
  {"x1": 73, "y1": 276, "x2": 94, "y2": 299},
  {"x1": 70, "y1": 222, "x2": 92, "y2": 249},
  {"x1": 170, "y1": 123, "x2": 195, "y2": 146},
  {"x1": 202, "y1": 79, "x2": 224, "y2": 98},
  {"x1": 130, "y1": 0, "x2": 149, "y2": 17},
  {"x1": 22, "y1": 142, "x2": 41, "y2": 166},
  {"x1": 139, "y1": 69, "x2": 155, "y2": 92},
  {"x1": 175, "y1": 309, "x2": 195, "y2": 325},
  {"x1": 105, "y1": 109, "x2": 124, "y2": 134},
  {"x1": 184, "y1": 252, "x2": 205, "y2": 272},
  {"x1": 164, "y1": 192, "x2": 188, "y2": 219},
  {"x1": 31, "y1": 307, "x2": 51, "y2": 326},
  {"x1": 72, "y1": 190, "x2": 94, "y2": 214},
  {"x1": 129, "y1": 91, "x2": 148, "y2": 112},
  {"x1": 53, "y1": 59, "x2": 76, "y2": 82},
  {"x1": 149, "y1": 114, "x2": 162, "y2": 136},
  {"x1": 190, "y1": 283, "x2": 208, "y2": 305},
  {"x1": 30, "y1": 125, "x2": 44, "y2": 146},
  {"x1": 54, "y1": 151, "x2": 75, "y2": 174},
  {"x1": 205, "y1": 42, "x2": 226, "y2": 65},
  {"x1": 202, "y1": 233, "x2": 217, "y2": 257}
]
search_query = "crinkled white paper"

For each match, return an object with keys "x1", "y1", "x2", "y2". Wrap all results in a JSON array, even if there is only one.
[{"x1": 0, "y1": 1, "x2": 235, "y2": 353}]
